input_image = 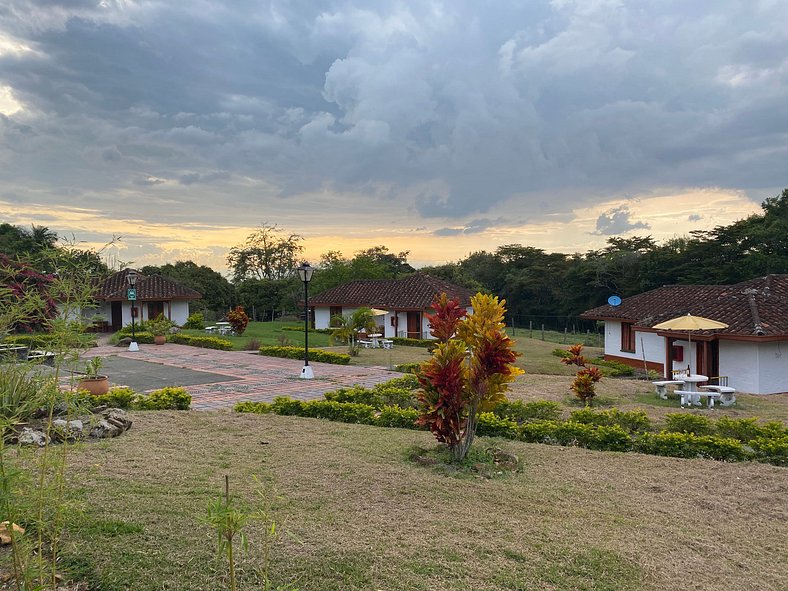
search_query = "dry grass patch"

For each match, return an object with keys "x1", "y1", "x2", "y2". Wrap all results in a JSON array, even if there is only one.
[{"x1": 52, "y1": 411, "x2": 787, "y2": 591}]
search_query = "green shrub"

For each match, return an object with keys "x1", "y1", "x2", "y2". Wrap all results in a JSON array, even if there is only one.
[
  {"x1": 477, "y1": 413, "x2": 519, "y2": 439},
  {"x1": 376, "y1": 405, "x2": 421, "y2": 429},
  {"x1": 590, "y1": 359, "x2": 635, "y2": 377},
  {"x1": 518, "y1": 420, "x2": 561, "y2": 444},
  {"x1": 569, "y1": 408, "x2": 651, "y2": 433},
  {"x1": 634, "y1": 432, "x2": 746, "y2": 462},
  {"x1": 324, "y1": 386, "x2": 379, "y2": 407},
  {"x1": 552, "y1": 421, "x2": 598, "y2": 447},
  {"x1": 134, "y1": 387, "x2": 191, "y2": 410},
  {"x1": 391, "y1": 337, "x2": 433, "y2": 348},
  {"x1": 664, "y1": 413, "x2": 713, "y2": 435},
  {"x1": 591, "y1": 425, "x2": 632, "y2": 452},
  {"x1": 380, "y1": 374, "x2": 420, "y2": 391},
  {"x1": 494, "y1": 400, "x2": 562, "y2": 423},
  {"x1": 4, "y1": 333, "x2": 95, "y2": 349},
  {"x1": 748, "y1": 436, "x2": 788, "y2": 466},
  {"x1": 92, "y1": 386, "x2": 136, "y2": 409},
  {"x1": 258, "y1": 346, "x2": 350, "y2": 365},
  {"x1": 234, "y1": 401, "x2": 272, "y2": 414},
  {"x1": 122, "y1": 331, "x2": 155, "y2": 344},
  {"x1": 271, "y1": 397, "x2": 305, "y2": 416},
  {"x1": 280, "y1": 325, "x2": 332, "y2": 334},
  {"x1": 714, "y1": 416, "x2": 787, "y2": 442},
  {"x1": 551, "y1": 348, "x2": 571, "y2": 358},
  {"x1": 169, "y1": 333, "x2": 233, "y2": 350},
  {"x1": 297, "y1": 400, "x2": 376, "y2": 424},
  {"x1": 183, "y1": 313, "x2": 205, "y2": 330},
  {"x1": 394, "y1": 362, "x2": 421, "y2": 374}
]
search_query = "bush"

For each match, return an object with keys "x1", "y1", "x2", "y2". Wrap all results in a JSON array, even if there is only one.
[
  {"x1": 183, "y1": 313, "x2": 205, "y2": 330},
  {"x1": 324, "y1": 386, "x2": 380, "y2": 407},
  {"x1": 714, "y1": 417, "x2": 787, "y2": 442},
  {"x1": 380, "y1": 374, "x2": 420, "y2": 391},
  {"x1": 134, "y1": 386, "x2": 191, "y2": 410},
  {"x1": 391, "y1": 337, "x2": 433, "y2": 348},
  {"x1": 227, "y1": 306, "x2": 249, "y2": 335},
  {"x1": 590, "y1": 425, "x2": 632, "y2": 452},
  {"x1": 476, "y1": 412, "x2": 519, "y2": 439},
  {"x1": 376, "y1": 405, "x2": 421, "y2": 429},
  {"x1": 748, "y1": 436, "x2": 788, "y2": 466},
  {"x1": 258, "y1": 346, "x2": 350, "y2": 365},
  {"x1": 518, "y1": 420, "x2": 562, "y2": 444},
  {"x1": 394, "y1": 362, "x2": 421, "y2": 374},
  {"x1": 271, "y1": 397, "x2": 305, "y2": 416},
  {"x1": 591, "y1": 359, "x2": 635, "y2": 377},
  {"x1": 296, "y1": 400, "x2": 377, "y2": 425},
  {"x1": 551, "y1": 348, "x2": 572, "y2": 358},
  {"x1": 234, "y1": 401, "x2": 272, "y2": 414},
  {"x1": 494, "y1": 400, "x2": 562, "y2": 423},
  {"x1": 569, "y1": 408, "x2": 651, "y2": 433},
  {"x1": 664, "y1": 413, "x2": 713, "y2": 436},
  {"x1": 281, "y1": 326, "x2": 332, "y2": 334},
  {"x1": 634, "y1": 432, "x2": 746, "y2": 462},
  {"x1": 169, "y1": 333, "x2": 233, "y2": 350},
  {"x1": 4, "y1": 333, "x2": 95, "y2": 349},
  {"x1": 91, "y1": 386, "x2": 136, "y2": 409}
]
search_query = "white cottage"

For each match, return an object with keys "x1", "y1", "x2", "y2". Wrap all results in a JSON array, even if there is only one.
[
  {"x1": 94, "y1": 269, "x2": 201, "y2": 331},
  {"x1": 309, "y1": 273, "x2": 476, "y2": 339},
  {"x1": 581, "y1": 275, "x2": 788, "y2": 395}
]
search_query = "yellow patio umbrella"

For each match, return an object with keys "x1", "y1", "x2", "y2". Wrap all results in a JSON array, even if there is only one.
[{"x1": 652, "y1": 313, "x2": 728, "y2": 374}]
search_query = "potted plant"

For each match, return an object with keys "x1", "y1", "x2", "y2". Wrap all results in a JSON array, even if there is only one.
[
  {"x1": 147, "y1": 315, "x2": 172, "y2": 345},
  {"x1": 77, "y1": 356, "x2": 109, "y2": 396}
]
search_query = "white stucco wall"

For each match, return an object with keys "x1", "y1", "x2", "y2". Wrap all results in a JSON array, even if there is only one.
[
  {"x1": 719, "y1": 341, "x2": 760, "y2": 394},
  {"x1": 170, "y1": 301, "x2": 191, "y2": 325},
  {"x1": 314, "y1": 307, "x2": 331, "y2": 330},
  {"x1": 756, "y1": 341, "x2": 788, "y2": 395}
]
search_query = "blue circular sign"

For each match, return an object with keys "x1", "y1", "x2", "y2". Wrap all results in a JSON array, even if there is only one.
[{"x1": 607, "y1": 295, "x2": 622, "y2": 306}]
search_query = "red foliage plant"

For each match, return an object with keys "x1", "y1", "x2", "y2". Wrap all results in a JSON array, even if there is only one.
[
  {"x1": 0, "y1": 254, "x2": 58, "y2": 333},
  {"x1": 571, "y1": 366, "x2": 603, "y2": 405},
  {"x1": 425, "y1": 293, "x2": 467, "y2": 343},
  {"x1": 227, "y1": 306, "x2": 249, "y2": 335},
  {"x1": 560, "y1": 343, "x2": 588, "y2": 367}
]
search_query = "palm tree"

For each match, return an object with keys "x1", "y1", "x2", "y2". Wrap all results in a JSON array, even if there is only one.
[{"x1": 329, "y1": 307, "x2": 378, "y2": 355}]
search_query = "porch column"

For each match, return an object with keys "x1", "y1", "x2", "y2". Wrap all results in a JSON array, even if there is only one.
[{"x1": 664, "y1": 336, "x2": 674, "y2": 379}]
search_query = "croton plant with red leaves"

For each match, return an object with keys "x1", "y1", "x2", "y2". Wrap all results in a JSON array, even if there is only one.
[
  {"x1": 417, "y1": 292, "x2": 523, "y2": 462},
  {"x1": 0, "y1": 254, "x2": 58, "y2": 333}
]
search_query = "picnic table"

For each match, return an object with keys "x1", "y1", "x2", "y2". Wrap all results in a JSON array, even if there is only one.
[{"x1": 652, "y1": 375, "x2": 737, "y2": 408}]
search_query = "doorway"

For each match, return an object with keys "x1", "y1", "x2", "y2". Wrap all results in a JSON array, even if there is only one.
[{"x1": 407, "y1": 312, "x2": 421, "y2": 339}]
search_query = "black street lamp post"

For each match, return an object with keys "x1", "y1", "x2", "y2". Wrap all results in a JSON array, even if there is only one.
[
  {"x1": 296, "y1": 262, "x2": 314, "y2": 379},
  {"x1": 127, "y1": 269, "x2": 139, "y2": 352}
]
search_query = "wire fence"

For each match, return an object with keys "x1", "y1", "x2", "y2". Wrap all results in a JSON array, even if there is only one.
[{"x1": 507, "y1": 315, "x2": 604, "y2": 348}]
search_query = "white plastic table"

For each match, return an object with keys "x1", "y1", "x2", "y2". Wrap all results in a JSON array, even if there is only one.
[{"x1": 370, "y1": 333, "x2": 383, "y2": 348}]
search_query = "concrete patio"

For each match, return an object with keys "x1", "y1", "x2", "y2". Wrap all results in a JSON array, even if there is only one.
[{"x1": 81, "y1": 343, "x2": 400, "y2": 410}]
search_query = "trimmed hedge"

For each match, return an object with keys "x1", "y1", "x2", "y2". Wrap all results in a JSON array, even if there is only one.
[
  {"x1": 169, "y1": 333, "x2": 233, "y2": 350},
  {"x1": 391, "y1": 337, "x2": 433, "y2": 348},
  {"x1": 259, "y1": 346, "x2": 350, "y2": 365},
  {"x1": 280, "y1": 325, "x2": 332, "y2": 334},
  {"x1": 569, "y1": 408, "x2": 651, "y2": 433},
  {"x1": 634, "y1": 432, "x2": 746, "y2": 462},
  {"x1": 3, "y1": 333, "x2": 96, "y2": 349},
  {"x1": 377, "y1": 405, "x2": 420, "y2": 429},
  {"x1": 494, "y1": 400, "x2": 562, "y2": 423},
  {"x1": 75, "y1": 385, "x2": 191, "y2": 410},
  {"x1": 664, "y1": 413, "x2": 714, "y2": 436},
  {"x1": 394, "y1": 362, "x2": 421, "y2": 374}
]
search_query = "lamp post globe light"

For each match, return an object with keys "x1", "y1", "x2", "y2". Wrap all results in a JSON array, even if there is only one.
[
  {"x1": 126, "y1": 269, "x2": 139, "y2": 352},
  {"x1": 296, "y1": 262, "x2": 314, "y2": 379}
]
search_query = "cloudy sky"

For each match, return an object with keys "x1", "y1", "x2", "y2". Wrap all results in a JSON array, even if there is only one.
[{"x1": 1, "y1": 0, "x2": 785, "y2": 272}]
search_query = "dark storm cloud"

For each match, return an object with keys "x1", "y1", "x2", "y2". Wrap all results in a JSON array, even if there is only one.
[{"x1": 0, "y1": 0, "x2": 786, "y2": 226}]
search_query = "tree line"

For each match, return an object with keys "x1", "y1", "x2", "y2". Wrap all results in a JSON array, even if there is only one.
[{"x1": 2, "y1": 189, "x2": 785, "y2": 324}]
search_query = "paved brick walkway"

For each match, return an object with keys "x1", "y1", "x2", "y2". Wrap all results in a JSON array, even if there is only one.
[{"x1": 84, "y1": 343, "x2": 399, "y2": 410}]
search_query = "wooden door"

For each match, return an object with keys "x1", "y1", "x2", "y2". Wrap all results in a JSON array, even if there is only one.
[
  {"x1": 407, "y1": 312, "x2": 421, "y2": 339},
  {"x1": 111, "y1": 301, "x2": 123, "y2": 331}
]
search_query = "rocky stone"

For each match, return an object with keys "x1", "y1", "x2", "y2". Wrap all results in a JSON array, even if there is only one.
[
  {"x1": 89, "y1": 419, "x2": 122, "y2": 438},
  {"x1": 168, "y1": 326, "x2": 180, "y2": 334},
  {"x1": 51, "y1": 419, "x2": 85, "y2": 441},
  {"x1": 103, "y1": 408, "x2": 133, "y2": 431},
  {"x1": 18, "y1": 427, "x2": 48, "y2": 447},
  {"x1": 0, "y1": 521, "x2": 25, "y2": 545},
  {"x1": 117, "y1": 337, "x2": 132, "y2": 346}
]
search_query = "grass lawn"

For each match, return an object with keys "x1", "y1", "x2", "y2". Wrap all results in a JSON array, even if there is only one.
[
  {"x1": 54, "y1": 411, "x2": 787, "y2": 591},
  {"x1": 181, "y1": 321, "x2": 333, "y2": 350}
]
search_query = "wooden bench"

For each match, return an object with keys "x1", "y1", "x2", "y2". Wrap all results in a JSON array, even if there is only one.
[
  {"x1": 652, "y1": 380, "x2": 685, "y2": 399},
  {"x1": 699, "y1": 385, "x2": 736, "y2": 407}
]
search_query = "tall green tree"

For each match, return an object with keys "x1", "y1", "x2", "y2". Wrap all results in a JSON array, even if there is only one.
[
  {"x1": 140, "y1": 261, "x2": 235, "y2": 316},
  {"x1": 226, "y1": 223, "x2": 303, "y2": 283}
]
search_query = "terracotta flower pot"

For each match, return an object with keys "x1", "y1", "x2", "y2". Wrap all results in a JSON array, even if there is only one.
[
  {"x1": 154, "y1": 335, "x2": 166, "y2": 345},
  {"x1": 77, "y1": 376, "x2": 109, "y2": 396}
]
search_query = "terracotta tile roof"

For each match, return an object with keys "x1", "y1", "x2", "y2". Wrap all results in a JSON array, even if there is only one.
[
  {"x1": 309, "y1": 272, "x2": 476, "y2": 309},
  {"x1": 97, "y1": 269, "x2": 201, "y2": 301},
  {"x1": 581, "y1": 274, "x2": 788, "y2": 338}
]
